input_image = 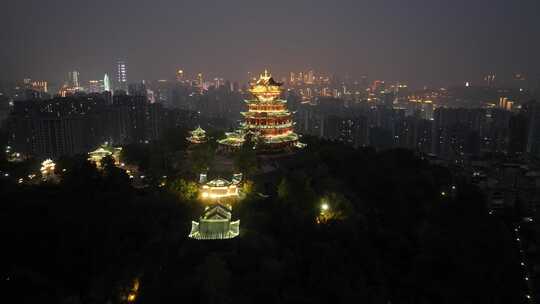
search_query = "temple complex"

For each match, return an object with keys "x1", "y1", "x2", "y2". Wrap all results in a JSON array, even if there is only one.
[
  {"x1": 219, "y1": 70, "x2": 305, "y2": 152},
  {"x1": 188, "y1": 174, "x2": 242, "y2": 240}
]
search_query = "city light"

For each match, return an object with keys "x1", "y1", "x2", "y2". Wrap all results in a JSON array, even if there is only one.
[
  {"x1": 321, "y1": 203, "x2": 329, "y2": 212},
  {"x1": 40, "y1": 159, "x2": 56, "y2": 179}
]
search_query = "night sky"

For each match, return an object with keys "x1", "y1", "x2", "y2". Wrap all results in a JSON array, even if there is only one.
[{"x1": 1, "y1": 0, "x2": 539, "y2": 87}]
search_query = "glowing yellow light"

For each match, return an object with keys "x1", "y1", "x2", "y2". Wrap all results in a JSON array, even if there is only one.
[
  {"x1": 321, "y1": 203, "x2": 329, "y2": 211},
  {"x1": 127, "y1": 293, "x2": 136, "y2": 302},
  {"x1": 40, "y1": 159, "x2": 56, "y2": 175}
]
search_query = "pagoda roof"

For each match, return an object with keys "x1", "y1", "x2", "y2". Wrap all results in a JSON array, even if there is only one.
[
  {"x1": 205, "y1": 178, "x2": 233, "y2": 188},
  {"x1": 218, "y1": 131, "x2": 245, "y2": 147},
  {"x1": 241, "y1": 111, "x2": 291, "y2": 117},
  {"x1": 189, "y1": 202, "x2": 240, "y2": 240},
  {"x1": 202, "y1": 204, "x2": 233, "y2": 220},
  {"x1": 190, "y1": 126, "x2": 206, "y2": 135},
  {"x1": 218, "y1": 138, "x2": 244, "y2": 147},
  {"x1": 88, "y1": 147, "x2": 113, "y2": 156},
  {"x1": 255, "y1": 70, "x2": 283, "y2": 86},
  {"x1": 189, "y1": 219, "x2": 240, "y2": 240},
  {"x1": 244, "y1": 98, "x2": 287, "y2": 104},
  {"x1": 263, "y1": 132, "x2": 300, "y2": 144}
]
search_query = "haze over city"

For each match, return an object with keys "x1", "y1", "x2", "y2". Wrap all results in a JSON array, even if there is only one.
[{"x1": 2, "y1": 0, "x2": 540, "y2": 87}]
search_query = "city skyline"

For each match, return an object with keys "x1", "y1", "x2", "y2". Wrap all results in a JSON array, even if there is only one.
[
  {"x1": 3, "y1": 2, "x2": 540, "y2": 303},
  {"x1": 2, "y1": 0, "x2": 540, "y2": 87}
]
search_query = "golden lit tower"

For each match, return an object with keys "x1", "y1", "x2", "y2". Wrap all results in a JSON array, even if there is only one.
[{"x1": 219, "y1": 70, "x2": 304, "y2": 152}]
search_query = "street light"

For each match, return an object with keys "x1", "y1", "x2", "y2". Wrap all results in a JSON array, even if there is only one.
[{"x1": 321, "y1": 203, "x2": 329, "y2": 212}]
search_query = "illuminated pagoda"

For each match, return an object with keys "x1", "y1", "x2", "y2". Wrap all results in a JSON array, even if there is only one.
[
  {"x1": 218, "y1": 70, "x2": 304, "y2": 152},
  {"x1": 189, "y1": 204, "x2": 240, "y2": 240},
  {"x1": 186, "y1": 126, "x2": 208, "y2": 144},
  {"x1": 88, "y1": 145, "x2": 122, "y2": 168}
]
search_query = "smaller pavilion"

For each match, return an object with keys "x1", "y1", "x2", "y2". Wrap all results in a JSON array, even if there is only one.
[
  {"x1": 189, "y1": 204, "x2": 240, "y2": 240},
  {"x1": 187, "y1": 126, "x2": 208, "y2": 144},
  {"x1": 88, "y1": 145, "x2": 122, "y2": 168},
  {"x1": 199, "y1": 173, "x2": 243, "y2": 203}
]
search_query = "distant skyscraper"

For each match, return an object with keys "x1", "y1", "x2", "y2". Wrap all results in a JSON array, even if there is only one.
[
  {"x1": 31, "y1": 81, "x2": 48, "y2": 93},
  {"x1": 103, "y1": 74, "x2": 111, "y2": 92},
  {"x1": 87, "y1": 80, "x2": 103, "y2": 93},
  {"x1": 197, "y1": 73, "x2": 204, "y2": 92},
  {"x1": 307, "y1": 70, "x2": 315, "y2": 84},
  {"x1": 214, "y1": 77, "x2": 224, "y2": 88},
  {"x1": 176, "y1": 69, "x2": 184, "y2": 82},
  {"x1": 117, "y1": 60, "x2": 128, "y2": 90},
  {"x1": 128, "y1": 82, "x2": 147, "y2": 96},
  {"x1": 68, "y1": 71, "x2": 80, "y2": 88},
  {"x1": 484, "y1": 73, "x2": 496, "y2": 87}
]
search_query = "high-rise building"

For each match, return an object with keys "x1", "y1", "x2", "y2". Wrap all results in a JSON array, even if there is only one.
[
  {"x1": 117, "y1": 60, "x2": 128, "y2": 90},
  {"x1": 31, "y1": 81, "x2": 48, "y2": 93},
  {"x1": 128, "y1": 82, "x2": 147, "y2": 96},
  {"x1": 103, "y1": 74, "x2": 111, "y2": 92},
  {"x1": 87, "y1": 80, "x2": 103, "y2": 93},
  {"x1": 213, "y1": 77, "x2": 225, "y2": 88},
  {"x1": 499, "y1": 97, "x2": 514, "y2": 111},
  {"x1": 111, "y1": 94, "x2": 147, "y2": 144},
  {"x1": 524, "y1": 101, "x2": 540, "y2": 156},
  {"x1": 8, "y1": 95, "x2": 110, "y2": 158},
  {"x1": 68, "y1": 71, "x2": 80, "y2": 88},
  {"x1": 484, "y1": 74, "x2": 496, "y2": 87},
  {"x1": 36, "y1": 116, "x2": 86, "y2": 158},
  {"x1": 197, "y1": 73, "x2": 204, "y2": 92},
  {"x1": 508, "y1": 113, "x2": 529, "y2": 154},
  {"x1": 176, "y1": 69, "x2": 184, "y2": 82},
  {"x1": 306, "y1": 70, "x2": 315, "y2": 84}
]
